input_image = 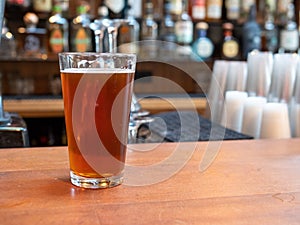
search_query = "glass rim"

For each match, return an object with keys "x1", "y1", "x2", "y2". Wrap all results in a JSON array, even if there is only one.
[
  {"x1": 58, "y1": 52, "x2": 137, "y2": 71},
  {"x1": 58, "y1": 52, "x2": 137, "y2": 58}
]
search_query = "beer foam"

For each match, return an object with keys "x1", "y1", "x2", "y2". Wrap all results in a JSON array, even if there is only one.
[{"x1": 61, "y1": 68, "x2": 135, "y2": 74}]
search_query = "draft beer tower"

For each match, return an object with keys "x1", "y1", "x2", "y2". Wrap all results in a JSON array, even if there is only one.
[{"x1": 0, "y1": 1, "x2": 29, "y2": 148}]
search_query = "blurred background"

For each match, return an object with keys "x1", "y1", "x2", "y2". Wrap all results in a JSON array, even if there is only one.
[{"x1": 0, "y1": 0, "x2": 299, "y2": 146}]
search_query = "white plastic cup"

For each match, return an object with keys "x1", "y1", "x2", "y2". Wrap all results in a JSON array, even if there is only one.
[
  {"x1": 268, "y1": 53, "x2": 298, "y2": 103},
  {"x1": 242, "y1": 96, "x2": 267, "y2": 139},
  {"x1": 260, "y1": 102, "x2": 291, "y2": 139},
  {"x1": 246, "y1": 51, "x2": 273, "y2": 97},
  {"x1": 226, "y1": 61, "x2": 248, "y2": 92},
  {"x1": 221, "y1": 91, "x2": 248, "y2": 132},
  {"x1": 206, "y1": 60, "x2": 229, "y2": 124}
]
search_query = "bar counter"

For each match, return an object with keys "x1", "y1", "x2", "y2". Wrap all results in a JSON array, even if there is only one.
[
  {"x1": 1, "y1": 138, "x2": 300, "y2": 224},
  {"x1": 3, "y1": 97, "x2": 207, "y2": 118}
]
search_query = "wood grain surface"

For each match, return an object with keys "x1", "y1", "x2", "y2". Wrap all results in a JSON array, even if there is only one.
[{"x1": 0, "y1": 139, "x2": 300, "y2": 225}]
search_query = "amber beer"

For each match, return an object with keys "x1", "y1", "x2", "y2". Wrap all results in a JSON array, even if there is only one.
[{"x1": 59, "y1": 53, "x2": 136, "y2": 189}]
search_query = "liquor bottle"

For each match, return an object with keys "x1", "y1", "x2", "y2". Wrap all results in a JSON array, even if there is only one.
[
  {"x1": 225, "y1": 0, "x2": 240, "y2": 21},
  {"x1": 151, "y1": 0, "x2": 164, "y2": 21},
  {"x1": 159, "y1": 0, "x2": 176, "y2": 42},
  {"x1": 175, "y1": 0, "x2": 193, "y2": 56},
  {"x1": 240, "y1": 0, "x2": 255, "y2": 22},
  {"x1": 118, "y1": 4, "x2": 140, "y2": 53},
  {"x1": 192, "y1": 22, "x2": 214, "y2": 61},
  {"x1": 17, "y1": 12, "x2": 47, "y2": 58},
  {"x1": 97, "y1": 1, "x2": 110, "y2": 19},
  {"x1": 276, "y1": 0, "x2": 289, "y2": 25},
  {"x1": 104, "y1": 0, "x2": 127, "y2": 19},
  {"x1": 140, "y1": 0, "x2": 158, "y2": 58},
  {"x1": 189, "y1": 0, "x2": 206, "y2": 20},
  {"x1": 47, "y1": 4, "x2": 69, "y2": 56},
  {"x1": 59, "y1": 0, "x2": 70, "y2": 18},
  {"x1": 141, "y1": 0, "x2": 158, "y2": 40},
  {"x1": 0, "y1": 18, "x2": 17, "y2": 58},
  {"x1": 242, "y1": 4, "x2": 261, "y2": 59},
  {"x1": 169, "y1": 0, "x2": 183, "y2": 18},
  {"x1": 265, "y1": 0, "x2": 276, "y2": 14},
  {"x1": 261, "y1": 4, "x2": 278, "y2": 53},
  {"x1": 206, "y1": 0, "x2": 223, "y2": 22},
  {"x1": 70, "y1": 4, "x2": 93, "y2": 52},
  {"x1": 128, "y1": 0, "x2": 142, "y2": 19},
  {"x1": 32, "y1": 0, "x2": 52, "y2": 19},
  {"x1": 279, "y1": 2, "x2": 299, "y2": 53},
  {"x1": 221, "y1": 22, "x2": 240, "y2": 60}
]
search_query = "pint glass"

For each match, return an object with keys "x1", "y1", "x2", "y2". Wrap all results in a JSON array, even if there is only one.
[{"x1": 59, "y1": 53, "x2": 136, "y2": 189}]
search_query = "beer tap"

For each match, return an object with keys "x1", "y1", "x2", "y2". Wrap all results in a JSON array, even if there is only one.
[
  {"x1": 91, "y1": 16, "x2": 154, "y2": 143},
  {"x1": 90, "y1": 18, "x2": 111, "y2": 53}
]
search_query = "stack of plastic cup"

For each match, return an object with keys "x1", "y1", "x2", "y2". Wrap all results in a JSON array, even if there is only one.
[{"x1": 260, "y1": 102, "x2": 291, "y2": 139}]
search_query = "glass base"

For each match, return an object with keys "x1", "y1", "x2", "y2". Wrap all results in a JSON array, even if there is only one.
[{"x1": 70, "y1": 171, "x2": 123, "y2": 189}]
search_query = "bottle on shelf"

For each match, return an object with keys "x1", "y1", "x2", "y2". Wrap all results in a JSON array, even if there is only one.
[
  {"x1": 189, "y1": 0, "x2": 206, "y2": 21},
  {"x1": 140, "y1": 0, "x2": 159, "y2": 58},
  {"x1": 32, "y1": 0, "x2": 52, "y2": 19},
  {"x1": 151, "y1": 0, "x2": 164, "y2": 21},
  {"x1": 242, "y1": 4, "x2": 261, "y2": 59},
  {"x1": 17, "y1": 12, "x2": 47, "y2": 59},
  {"x1": 192, "y1": 22, "x2": 214, "y2": 61},
  {"x1": 59, "y1": 0, "x2": 70, "y2": 18},
  {"x1": 225, "y1": 0, "x2": 240, "y2": 21},
  {"x1": 239, "y1": 0, "x2": 255, "y2": 22},
  {"x1": 128, "y1": 0, "x2": 142, "y2": 19},
  {"x1": 47, "y1": 4, "x2": 69, "y2": 56},
  {"x1": 169, "y1": 0, "x2": 183, "y2": 19},
  {"x1": 261, "y1": 4, "x2": 278, "y2": 53},
  {"x1": 157, "y1": 0, "x2": 177, "y2": 59},
  {"x1": 265, "y1": 0, "x2": 276, "y2": 14},
  {"x1": 206, "y1": 0, "x2": 223, "y2": 22},
  {"x1": 4, "y1": 0, "x2": 31, "y2": 22},
  {"x1": 97, "y1": 1, "x2": 110, "y2": 19},
  {"x1": 278, "y1": 2, "x2": 299, "y2": 54},
  {"x1": 221, "y1": 22, "x2": 240, "y2": 60},
  {"x1": 276, "y1": 0, "x2": 290, "y2": 25},
  {"x1": 0, "y1": 18, "x2": 17, "y2": 58},
  {"x1": 141, "y1": 0, "x2": 158, "y2": 40},
  {"x1": 103, "y1": 0, "x2": 127, "y2": 19},
  {"x1": 118, "y1": 4, "x2": 140, "y2": 54},
  {"x1": 174, "y1": 0, "x2": 194, "y2": 56},
  {"x1": 159, "y1": 0, "x2": 176, "y2": 42},
  {"x1": 70, "y1": 3, "x2": 93, "y2": 52}
]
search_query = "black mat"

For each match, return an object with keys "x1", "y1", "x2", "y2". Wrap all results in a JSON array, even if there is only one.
[{"x1": 147, "y1": 111, "x2": 253, "y2": 142}]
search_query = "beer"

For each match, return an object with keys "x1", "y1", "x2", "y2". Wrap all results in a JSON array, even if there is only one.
[{"x1": 60, "y1": 68, "x2": 134, "y2": 187}]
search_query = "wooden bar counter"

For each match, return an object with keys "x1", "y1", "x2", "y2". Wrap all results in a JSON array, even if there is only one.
[
  {"x1": 3, "y1": 97, "x2": 207, "y2": 118},
  {"x1": 1, "y1": 138, "x2": 300, "y2": 224}
]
